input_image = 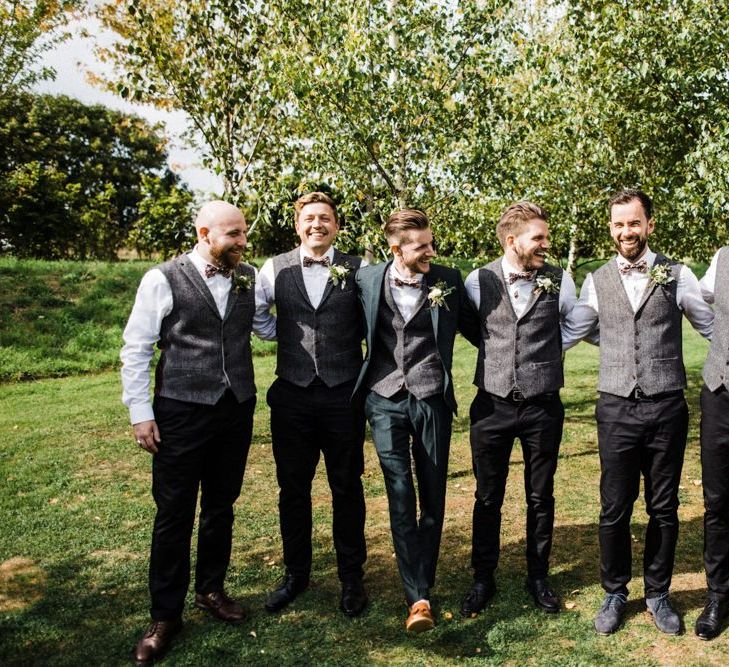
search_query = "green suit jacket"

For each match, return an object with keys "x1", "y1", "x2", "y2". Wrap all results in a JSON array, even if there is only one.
[{"x1": 354, "y1": 260, "x2": 480, "y2": 413}]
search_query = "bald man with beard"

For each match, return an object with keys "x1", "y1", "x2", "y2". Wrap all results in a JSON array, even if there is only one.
[{"x1": 121, "y1": 201, "x2": 276, "y2": 665}]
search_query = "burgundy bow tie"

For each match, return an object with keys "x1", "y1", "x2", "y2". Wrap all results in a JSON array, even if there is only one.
[
  {"x1": 393, "y1": 276, "x2": 422, "y2": 289},
  {"x1": 303, "y1": 255, "x2": 331, "y2": 268},
  {"x1": 507, "y1": 271, "x2": 535, "y2": 285},
  {"x1": 619, "y1": 259, "x2": 648, "y2": 275},
  {"x1": 204, "y1": 263, "x2": 233, "y2": 279}
]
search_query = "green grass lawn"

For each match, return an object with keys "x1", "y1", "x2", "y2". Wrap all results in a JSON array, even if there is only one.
[{"x1": 1, "y1": 321, "x2": 725, "y2": 666}]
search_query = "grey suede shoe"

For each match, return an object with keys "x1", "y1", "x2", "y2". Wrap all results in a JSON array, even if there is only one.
[
  {"x1": 594, "y1": 592, "x2": 627, "y2": 635},
  {"x1": 646, "y1": 592, "x2": 681, "y2": 635}
]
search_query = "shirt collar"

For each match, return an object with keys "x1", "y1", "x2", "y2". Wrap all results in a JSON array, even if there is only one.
[
  {"x1": 615, "y1": 246, "x2": 655, "y2": 270},
  {"x1": 501, "y1": 255, "x2": 534, "y2": 280},
  {"x1": 389, "y1": 263, "x2": 424, "y2": 285},
  {"x1": 299, "y1": 245, "x2": 335, "y2": 266}
]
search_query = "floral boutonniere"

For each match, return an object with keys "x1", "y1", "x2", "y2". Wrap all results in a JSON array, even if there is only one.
[
  {"x1": 534, "y1": 272, "x2": 560, "y2": 295},
  {"x1": 428, "y1": 280, "x2": 455, "y2": 310},
  {"x1": 648, "y1": 263, "x2": 675, "y2": 286},
  {"x1": 232, "y1": 273, "x2": 254, "y2": 293},
  {"x1": 329, "y1": 262, "x2": 353, "y2": 289}
]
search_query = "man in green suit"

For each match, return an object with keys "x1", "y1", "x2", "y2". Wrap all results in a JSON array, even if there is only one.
[{"x1": 354, "y1": 208, "x2": 480, "y2": 632}]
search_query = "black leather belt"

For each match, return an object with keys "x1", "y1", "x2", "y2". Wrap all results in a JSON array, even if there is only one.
[{"x1": 627, "y1": 387, "x2": 682, "y2": 401}]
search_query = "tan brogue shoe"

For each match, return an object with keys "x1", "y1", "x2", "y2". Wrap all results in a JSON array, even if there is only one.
[
  {"x1": 405, "y1": 602, "x2": 435, "y2": 633},
  {"x1": 131, "y1": 618, "x2": 182, "y2": 666},
  {"x1": 194, "y1": 590, "x2": 245, "y2": 624}
]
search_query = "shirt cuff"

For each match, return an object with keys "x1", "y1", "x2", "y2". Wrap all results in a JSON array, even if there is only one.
[{"x1": 129, "y1": 403, "x2": 155, "y2": 425}]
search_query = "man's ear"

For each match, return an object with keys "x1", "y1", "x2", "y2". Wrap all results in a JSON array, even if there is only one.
[
  {"x1": 198, "y1": 225, "x2": 210, "y2": 242},
  {"x1": 390, "y1": 244, "x2": 401, "y2": 256}
]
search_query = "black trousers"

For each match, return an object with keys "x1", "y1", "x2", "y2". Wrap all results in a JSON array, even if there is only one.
[
  {"x1": 364, "y1": 390, "x2": 453, "y2": 605},
  {"x1": 700, "y1": 384, "x2": 729, "y2": 599},
  {"x1": 596, "y1": 391, "x2": 688, "y2": 597},
  {"x1": 267, "y1": 378, "x2": 366, "y2": 582},
  {"x1": 469, "y1": 389, "x2": 564, "y2": 582},
  {"x1": 149, "y1": 391, "x2": 255, "y2": 621}
]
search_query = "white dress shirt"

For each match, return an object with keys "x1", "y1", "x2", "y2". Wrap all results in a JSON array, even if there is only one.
[
  {"x1": 464, "y1": 257, "x2": 577, "y2": 320},
  {"x1": 258, "y1": 246, "x2": 336, "y2": 309},
  {"x1": 562, "y1": 247, "x2": 714, "y2": 349},
  {"x1": 120, "y1": 248, "x2": 277, "y2": 424},
  {"x1": 388, "y1": 265, "x2": 426, "y2": 322},
  {"x1": 699, "y1": 247, "x2": 722, "y2": 303}
]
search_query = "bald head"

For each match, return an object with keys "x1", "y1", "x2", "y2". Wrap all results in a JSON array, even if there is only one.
[
  {"x1": 195, "y1": 200, "x2": 245, "y2": 232},
  {"x1": 195, "y1": 200, "x2": 248, "y2": 269}
]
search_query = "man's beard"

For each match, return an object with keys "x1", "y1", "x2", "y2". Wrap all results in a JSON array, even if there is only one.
[
  {"x1": 514, "y1": 247, "x2": 544, "y2": 271},
  {"x1": 614, "y1": 235, "x2": 647, "y2": 261},
  {"x1": 211, "y1": 246, "x2": 242, "y2": 269}
]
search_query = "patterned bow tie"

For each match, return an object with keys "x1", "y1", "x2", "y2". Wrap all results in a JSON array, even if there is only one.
[
  {"x1": 204, "y1": 263, "x2": 233, "y2": 279},
  {"x1": 393, "y1": 276, "x2": 422, "y2": 289},
  {"x1": 507, "y1": 271, "x2": 535, "y2": 285},
  {"x1": 303, "y1": 255, "x2": 331, "y2": 268},
  {"x1": 619, "y1": 259, "x2": 648, "y2": 275}
]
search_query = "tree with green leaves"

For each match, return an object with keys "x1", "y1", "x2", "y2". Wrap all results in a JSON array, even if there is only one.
[
  {"x1": 0, "y1": 0, "x2": 79, "y2": 99},
  {"x1": 96, "y1": 0, "x2": 293, "y2": 204},
  {"x1": 0, "y1": 92, "x2": 189, "y2": 259},
  {"x1": 488, "y1": 0, "x2": 729, "y2": 270},
  {"x1": 273, "y1": 0, "x2": 515, "y2": 257}
]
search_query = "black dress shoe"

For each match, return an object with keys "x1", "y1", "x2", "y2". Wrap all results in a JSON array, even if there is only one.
[
  {"x1": 340, "y1": 579, "x2": 368, "y2": 617},
  {"x1": 695, "y1": 596, "x2": 729, "y2": 640},
  {"x1": 526, "y1": 578, "x2": 560, "y2": 613},
  {"x1": 460, "y1": 578, "x2": 496, "y2": 618},
  {"x1": 131, "y1": 619, "x2": 182, "y2": 666},
  {"x1": 265, "y1": 574, "x2": 309, "y2": 612}
]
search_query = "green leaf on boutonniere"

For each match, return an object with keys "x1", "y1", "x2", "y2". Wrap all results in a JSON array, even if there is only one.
[
  {"x1": 428, "y1": 279, "x2": 455, "y2": 310},
  {"x1": 232, "y1": 273, "x2": 253, "y2": 293}
]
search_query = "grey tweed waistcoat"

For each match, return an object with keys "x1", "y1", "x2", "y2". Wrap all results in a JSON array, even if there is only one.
[
  {"x1": 365, "y1": 277, "x2": 444, "y2": 400},
  {"x1": 703, "y1": 246, "x2": 729, "y2": 391},
  {"x1": 474, "y1": 259, "x2": 564, "y2": 398},
  {"x1": 155, "y1": 254, "x2": 256, "y2": 404},
  {"x1": 272, "y1": 248, "x2": 363, "y2": 387},
  {"x1": 592, "y1": 254, "x2": 685, "y2": 397}
]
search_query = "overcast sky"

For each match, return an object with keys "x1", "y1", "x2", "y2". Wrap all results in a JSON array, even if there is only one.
[{"x1": 35, "y1": 18, "x2": 223, "y2": 195}]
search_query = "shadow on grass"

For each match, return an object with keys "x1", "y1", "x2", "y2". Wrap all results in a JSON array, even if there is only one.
[{"x1": 0, "y1": 517, "x2": 710, "y2": 666}]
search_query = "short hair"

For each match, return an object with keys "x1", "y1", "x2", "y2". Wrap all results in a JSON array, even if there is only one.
[
  {"x1": 495, "y1": 201, "x2": 548, "y2": 248},
  {"x1": 608, "y1": 188, "x2": 653, "y2": 220},
  {"x1": 294, "y1": 191, "x2": 338, "y2": 223},
  {"x1": 383, "y1": 208, "x2": 430, "y2": 244}
]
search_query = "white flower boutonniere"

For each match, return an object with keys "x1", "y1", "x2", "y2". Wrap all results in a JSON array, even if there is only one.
[
  {"x1": 232, "y1": 273, "x2": 253, "y2": 293},
  {"x1": 648, "y1": 264, "x2": 675, "y2": 286},
  {"x1": 329, "y1": 262, "x2": 353, "y2": 289},
  {"x1": 428, "y1": 279, "x2": 455, "y2": 310},
  {"x1": 534, "y1": 272, "x2": 560, "y2": 295}
]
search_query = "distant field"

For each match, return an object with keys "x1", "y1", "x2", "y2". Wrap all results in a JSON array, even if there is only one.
[{"x1": 0, "y1": 258, "x2": 274, "y2": 382}]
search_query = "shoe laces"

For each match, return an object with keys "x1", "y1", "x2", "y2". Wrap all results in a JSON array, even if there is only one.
[
  {"x1": 604, "y1": 593, "x2": 627, "y2": 610},
  {"x1": 651, "y1": 591, "x2": 671, "y2": 612}
]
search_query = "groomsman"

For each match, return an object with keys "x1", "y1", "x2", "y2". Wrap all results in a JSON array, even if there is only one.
[
  {"x1": 121, "y1": 201, "x2": 276, "y2": 665},
  {"x1": 563, "y1": 188, "x2": 713, "y2": 636},
  {"x1": 460, "y1": 202, "x2": 576, "y2": 618},
  {"x1": 695, "y1": 247, "x2": 729, "y2": 639},
  {"x1": 258, "y1": 192, "x2": 368, "y2": 617},
  {"x1": 354, "y1": 209, "x2": 480, "y2": 633}
]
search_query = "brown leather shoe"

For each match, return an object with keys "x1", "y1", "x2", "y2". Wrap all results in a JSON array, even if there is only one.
[
  {"x1": 131, "y1": 619, "x2": 182, "y2": 666},
  {"x1": 194, "y1": 590, "x2": 245, "y2": 624},
  {"x1": 405, "y1": 602, "x2": 435, "y2": 633}
]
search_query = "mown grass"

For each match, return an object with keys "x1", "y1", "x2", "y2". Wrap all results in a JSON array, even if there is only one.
[
  {"x1": 0, "y1": 321, "x2": 725, "y2": 666},
  {"x1": 0, "y1": 258, "x2": 274, "y2": 382}
]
